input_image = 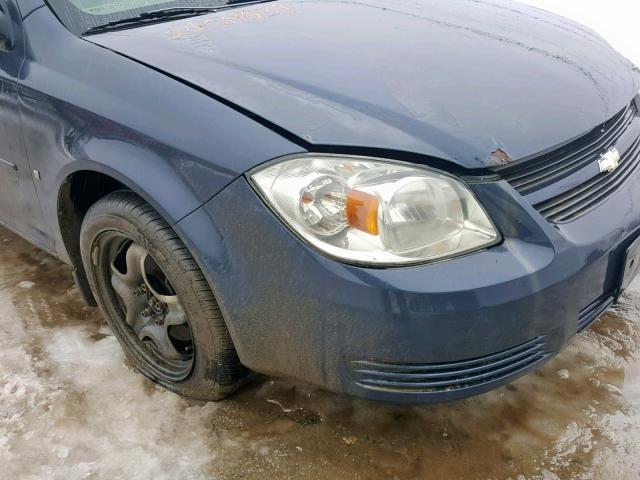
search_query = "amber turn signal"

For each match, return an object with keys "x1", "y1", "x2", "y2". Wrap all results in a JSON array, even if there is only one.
[{"x1": 346, "y1": 189, "x2": 379, "y2": 236}]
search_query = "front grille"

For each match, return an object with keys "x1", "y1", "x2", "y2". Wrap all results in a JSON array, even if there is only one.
[
  {"x1": 498, "y1": 103, "x2": 637, "y2": 194},
  {"x1": 536, "y1": 137, "x2": 640, "y2": 223},
  {"x1": 350, "y1": 337, "x2": 549, "y2": 393},
  {"x1": 494, "y1": 100, "x2": 640, "y2": 224},
  {"x1": 578, "y1": 294, "x2": 614, "y2": 333}
]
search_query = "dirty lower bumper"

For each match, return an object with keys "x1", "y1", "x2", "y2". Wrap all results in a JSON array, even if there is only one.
[{"x1": 175, "y1": 174, "x2": 640, "y2": 404}]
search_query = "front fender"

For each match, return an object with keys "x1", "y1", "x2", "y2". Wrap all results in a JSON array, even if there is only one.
[
  {"x1": 54, "y1": 148, "x2": 205, "y2": 230},
  {"x1": 19, "y1": 6, "x2": 304, "y2": 260}
]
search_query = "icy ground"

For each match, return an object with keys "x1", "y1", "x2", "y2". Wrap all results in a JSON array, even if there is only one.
[{"x1": 0, "y1": 228, "x2": 639, "y2": 480}]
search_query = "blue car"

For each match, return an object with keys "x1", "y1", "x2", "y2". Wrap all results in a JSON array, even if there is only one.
[{"x1": 1, "y1": 0, "x2": 639, "y2": 404}]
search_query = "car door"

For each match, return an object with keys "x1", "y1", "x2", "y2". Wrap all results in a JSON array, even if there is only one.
[{"x1": 0, "y1": 0, "x2": 50, "y2": 248}]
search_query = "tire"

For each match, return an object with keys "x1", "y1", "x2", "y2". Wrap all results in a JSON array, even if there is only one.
[{"x1": 80, "y1": 190, "x2": 245, "y2": 400}]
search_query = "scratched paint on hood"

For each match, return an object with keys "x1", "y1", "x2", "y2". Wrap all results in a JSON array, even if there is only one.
[
  {"x1": 168, "y1": 2, "x2": 296, "y2": 42},
  {"x1": 88, "y1": 0, "x2": 639, "y2": 168}
]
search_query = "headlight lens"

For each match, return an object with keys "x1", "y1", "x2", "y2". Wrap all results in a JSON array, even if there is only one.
[{"x1": 250, "y1": 156, "x2": 500, "y2": 266}]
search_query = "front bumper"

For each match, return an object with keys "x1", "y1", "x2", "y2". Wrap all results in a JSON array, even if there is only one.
[{"x1": 175, "y1": 170, "x2": 640, "y2": 404}]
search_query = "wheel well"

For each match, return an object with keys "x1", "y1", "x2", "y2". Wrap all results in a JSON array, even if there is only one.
[{"x1": 58, "y1": 171, "x2": 126, "y2": 273}]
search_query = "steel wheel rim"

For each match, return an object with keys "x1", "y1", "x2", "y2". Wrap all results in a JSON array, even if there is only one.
[{"x1": 101, "y1": 233, "x2": 195, "y2": 382}]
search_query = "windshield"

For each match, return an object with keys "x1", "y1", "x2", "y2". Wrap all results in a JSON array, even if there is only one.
[{"x1": 46, "y1": 0, "x2": 268, "y2": 35}]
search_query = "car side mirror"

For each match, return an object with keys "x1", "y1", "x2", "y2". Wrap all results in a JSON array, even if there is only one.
[{"x1": 0, "y1": 0, "x2": 14, "y2": 52}]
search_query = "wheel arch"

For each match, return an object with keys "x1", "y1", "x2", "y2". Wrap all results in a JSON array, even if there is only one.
[
  {"x1": 56, "y1": 157, "x2": 204, "y2": 259},
  {"x1": 55, "y1": 159, "x2": 207, "y2": 306}
]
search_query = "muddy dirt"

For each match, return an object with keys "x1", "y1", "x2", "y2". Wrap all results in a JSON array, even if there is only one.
[{"x1": 0, "y1": 227, "x2": 639, "y2": 480}]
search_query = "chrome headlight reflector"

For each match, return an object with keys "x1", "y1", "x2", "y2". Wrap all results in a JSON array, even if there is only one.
[{"x1": 250, "y1": 156, "x2": 500, "y2": 266}]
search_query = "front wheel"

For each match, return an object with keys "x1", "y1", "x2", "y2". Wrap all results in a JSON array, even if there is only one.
[{"x1": 80, "y1": 191, "x2": 245, "y2": 400}]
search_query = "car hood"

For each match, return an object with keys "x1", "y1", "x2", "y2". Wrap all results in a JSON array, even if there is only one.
[{"x1": 89, "y1": 0, "x2": 640, "y2": 169}]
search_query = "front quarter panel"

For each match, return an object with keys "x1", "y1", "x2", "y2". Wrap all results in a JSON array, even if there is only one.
[{"x1": 18, "y1": 6, "x2": 304, "y2": 262}]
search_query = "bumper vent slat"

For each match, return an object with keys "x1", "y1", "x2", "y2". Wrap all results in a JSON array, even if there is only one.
[
  {"x1": 351, "y1": 337, "x2": 549, "y2": 393},
  {"x1": 578, "y1": 294, "x2": 613, "y2": 333}
]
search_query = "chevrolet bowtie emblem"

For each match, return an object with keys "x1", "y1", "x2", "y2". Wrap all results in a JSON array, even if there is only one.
[{"x1": 599, "y1": 147, "x2": 621, "y2": 174}]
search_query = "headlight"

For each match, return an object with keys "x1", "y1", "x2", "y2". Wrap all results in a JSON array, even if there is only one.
[{"x1": 249, "y1": 155, "x2": 500, "y2": 266}]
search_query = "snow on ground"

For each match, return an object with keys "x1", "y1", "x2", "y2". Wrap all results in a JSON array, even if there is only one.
[{"x1": 0, "y1": 240, "x2": 218, "y2": 480}]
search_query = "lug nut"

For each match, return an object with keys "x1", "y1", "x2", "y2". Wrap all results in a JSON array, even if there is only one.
[{"x1": 133, "y1": 284, "x2": 148, "y2": 296}]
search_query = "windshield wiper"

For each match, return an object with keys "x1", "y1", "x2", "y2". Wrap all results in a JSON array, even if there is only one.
[
  {"x1": 83, "y1": 7, "x2": 216, "y2": 35},
  {"x1": 83, "y1": 1, "x2": 274, "y2": 35}
]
